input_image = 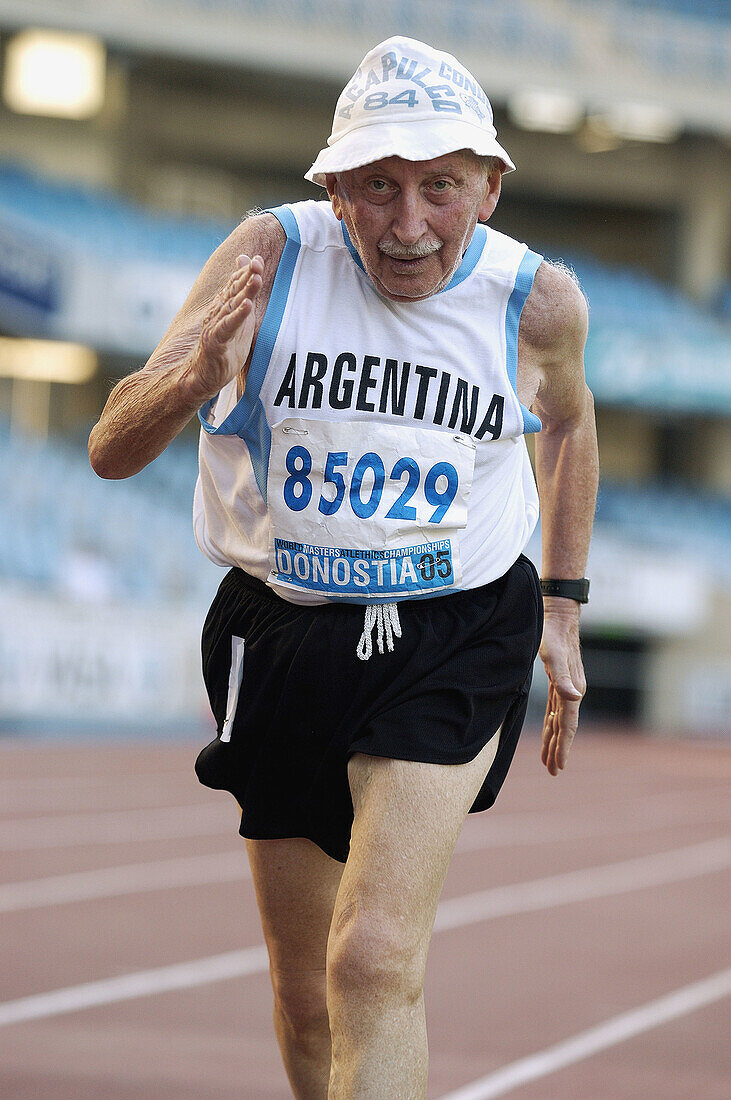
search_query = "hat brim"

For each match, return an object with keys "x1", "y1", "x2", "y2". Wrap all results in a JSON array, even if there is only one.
[{"x1": 305, "y1": 117, "x2": 515, "y2": 185}]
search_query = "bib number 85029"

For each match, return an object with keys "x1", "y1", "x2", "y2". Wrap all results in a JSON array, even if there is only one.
[{"x1": 283, "y1": 445, "x2": 458, "y2": 524}]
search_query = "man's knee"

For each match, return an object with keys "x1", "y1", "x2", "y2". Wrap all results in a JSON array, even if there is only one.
[
  {"x1": 271, "y1": 966, "x2": 329, "y2": 1037},
  {"x1": 327, "y1": 904, "x2": 427, "y2": 1007}
]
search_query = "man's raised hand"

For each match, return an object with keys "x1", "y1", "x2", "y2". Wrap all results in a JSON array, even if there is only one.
[{"x1": 188, "y1": 254, "x2": 264, "y2": 401}]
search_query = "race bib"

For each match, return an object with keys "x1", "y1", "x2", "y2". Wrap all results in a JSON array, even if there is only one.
[{"x1": 267, "y1": 418, "x2": 476, "y2": 599}]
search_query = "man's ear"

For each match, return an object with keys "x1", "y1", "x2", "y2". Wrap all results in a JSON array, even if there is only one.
[
  {"x1": 325, "y1": 174, "x2": 343, "y2": 221},
  {"x1": 478, "y1": 170, "x2": 502, "y2": 222}
]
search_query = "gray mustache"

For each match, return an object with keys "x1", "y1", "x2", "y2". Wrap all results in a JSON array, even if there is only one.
[{"x1": 378, "y1": 239, "x2": 442, "y2": 259}]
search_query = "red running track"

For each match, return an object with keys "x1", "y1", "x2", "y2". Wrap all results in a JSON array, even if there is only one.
[{"x1": 0, "y1": 728, "x2": 729, "y2": 1098}]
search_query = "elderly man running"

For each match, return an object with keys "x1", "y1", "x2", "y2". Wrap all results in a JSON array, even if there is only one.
[{"x1": 90, "y1": 35, "x2": 598, "y2": 1100}]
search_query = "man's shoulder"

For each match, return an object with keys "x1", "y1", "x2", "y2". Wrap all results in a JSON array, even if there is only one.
[
  {"x1": 481, "y1": 224, "x2": 534, "y2": 274},
  {"x1": 519, "y1": 259, "x2": 588, "y2": 354},
  {"x1": 229, "y1": 210, "x2": 287, "y2": 268},
  {"x1": 231, "y1": 202, "x2": 335, "y2": 324},
  {"x1": 242, "y1": 200, "x2": 341, "y2": 256}
]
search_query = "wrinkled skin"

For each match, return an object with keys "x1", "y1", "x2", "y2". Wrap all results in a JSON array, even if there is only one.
[{"x1": 326, "y1": 151, "x2": 501, "y2": 302}]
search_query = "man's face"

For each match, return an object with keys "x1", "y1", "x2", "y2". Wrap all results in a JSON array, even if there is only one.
[{"x1": 326, "y1": 152, "x2": 500, "y2": 303}]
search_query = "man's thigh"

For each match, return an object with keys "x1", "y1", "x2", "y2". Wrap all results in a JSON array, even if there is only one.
[
  {"x1": 335, "y1": 732, "x2": 501, "y2": 949},
  {"x1": 247, "y1": 837, "x2": 344, "y2": 970}
]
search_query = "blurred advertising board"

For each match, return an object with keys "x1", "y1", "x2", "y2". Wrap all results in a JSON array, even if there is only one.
[
  {"x1": 0, "y1": 209, "x2": 199, "y2": 357},
  {"x1": 0, "y1": 219, "x2": 63, "y2": 334},
  {"x1": 586, "y1": 323, "x2": 731, "y2": 417},
  {"x1": 0, "y1": 590, "x2": 211, "y2": 735},
  {"x1": 582, "y1": 538, "x2": 710, "y2": 635},
  {"x1": 525, "y1": 528, "x2": 711, "y2": 636}
]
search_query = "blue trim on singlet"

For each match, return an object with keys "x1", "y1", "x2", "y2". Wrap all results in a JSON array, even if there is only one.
[
  {"x1": 439, "y1": 224, "x2": 486, "y2": 293},
  {"x1": 197, "y1": 205, "x2": 301, "y2": 502},
  {"x1": 340, "y1": 222, "x2": 487, "y2": 294},
  {"x1": 341, "y1": 222, "x2": 366, "y2": 273},
  {"x1": 505, "y1": 248, "x2": 544, "y2": 434}
]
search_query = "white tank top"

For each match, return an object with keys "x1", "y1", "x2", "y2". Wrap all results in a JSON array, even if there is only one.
[{"x1": 193, "y1": 200, "x2": 543, "y2": 606}]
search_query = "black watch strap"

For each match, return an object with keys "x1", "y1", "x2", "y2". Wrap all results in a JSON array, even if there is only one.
[{"x1": 540, "y1": 578, "x2": 590, "y2": 603}]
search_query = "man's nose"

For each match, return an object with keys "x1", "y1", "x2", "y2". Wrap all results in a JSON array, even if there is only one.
[{"x1": 391, "y1": 190, "x2": 427, "y2": 244}]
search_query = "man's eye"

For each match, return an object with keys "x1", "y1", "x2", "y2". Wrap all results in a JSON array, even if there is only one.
[
  {"x1": 430, "y1": 180, "x2": 451, "y2": 192},
  {"x1": 369, "y1": 179, "x2": 389, "y2": 192}
]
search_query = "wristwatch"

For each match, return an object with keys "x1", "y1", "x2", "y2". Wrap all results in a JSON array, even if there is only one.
[{"x1": 540, "y1": 578, "x2": 590, "y2": 603}]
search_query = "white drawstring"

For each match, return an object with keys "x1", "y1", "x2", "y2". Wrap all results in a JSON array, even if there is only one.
[{"x1": 356, "y1": 603, "x2": 401, "y2": 661}]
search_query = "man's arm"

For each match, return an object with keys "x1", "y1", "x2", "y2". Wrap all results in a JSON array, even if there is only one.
[
  {"x1": 522, "y1": 262, "x2": 599, "y2": 775},
  {"x1": 88, "y1": 213, "x2": 285, "y2": 480}
]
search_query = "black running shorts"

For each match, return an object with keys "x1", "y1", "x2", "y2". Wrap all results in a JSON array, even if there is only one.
[{"x1": 196, "y1": 556, "x2": 543, "y2": 863}]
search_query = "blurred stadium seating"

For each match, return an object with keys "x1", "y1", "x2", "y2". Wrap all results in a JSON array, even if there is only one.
[
  {"x1": 0, "y1": 161, "x2": 229, "y2": 266},
  {"x1": 596, "y1": 481, "x2": 731, "y2": 580},
  {"x1": 0, "y1": 416, "x2": 216, "y2": 603},
  {"x1": 605, "y1": 0, "x2": 729, "y2": 20}
]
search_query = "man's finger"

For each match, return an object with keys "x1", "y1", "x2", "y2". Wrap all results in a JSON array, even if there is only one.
[
  {"x1": 541, "y1": 688, "x2": 562, "y2": 769},
  {"x1": 541, "y1": 692, "x2": 554, "y2": 760},
  {"x1": 555, "y1": 701, "x2": 581, "y2": 770},
  {"x1": 546, "y1": 730, "x2": 560, "y2": 775},
  {"x1": 542, "y1": 688, "x2": 581, "y2": 774},
  {"x1": 556, "y1": 730, "x2": 576, "y2": 771},
  {"x1": 213, "y1": 297, "x2": 254, "y2": 339}
]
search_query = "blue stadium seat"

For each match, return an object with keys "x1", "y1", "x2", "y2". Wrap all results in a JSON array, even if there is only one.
[
  {"x1": 0, "y1": 422, "x2": 222, "y2": 604},
  {"x1": 595, "y1": 480, "x2": 731, "y2": 580},
  {"x1": 0, "y1": 161, "x2": 230, "y2": 267}
]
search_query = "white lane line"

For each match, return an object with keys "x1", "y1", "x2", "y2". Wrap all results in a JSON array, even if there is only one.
[
  {"x1": 0, "y1": 852, "x2": 250, "y2": 913},
  {"x1": 437, "y1": 966, "x2": 731, "y2": 1100},
  {"x1": 0, "y1": 836, "x2": 728, "y2": 1025},
  {"x1": 0, "y1": 804, "x2": 232, "y2": 850},
  {"x1": 0, "y1": 946, "x2": 270, "y2": 1028},
  {"x1": 4, "y1": 826, "x2": 729, "y2": 916},
  {"x1": 4, "y1": 775, "x2": 728, "y2": 854},
  {"x1": 435, "y1": 836, "x2": 731, "y2": 931}
]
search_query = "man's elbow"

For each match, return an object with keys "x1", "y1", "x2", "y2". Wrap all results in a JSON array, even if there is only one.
[
  {"x1": 88, "y1": 426, "x2": 124, "y2": 480},
  {"x1": 539, "y1": 384, "x2": 594, "y2": 436},
  {"x1": 580, "y1": 382, "x2": 596, "y2": 424}
]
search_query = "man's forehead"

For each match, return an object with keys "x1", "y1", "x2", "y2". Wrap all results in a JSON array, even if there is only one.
[{"x1": 347, "y1": 151, "x2": 474, "y2": 177}]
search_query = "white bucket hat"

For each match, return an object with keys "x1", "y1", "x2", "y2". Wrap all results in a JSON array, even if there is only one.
[{"x1": 305, "y1": 36, "x2": 514, "y2": 186}]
